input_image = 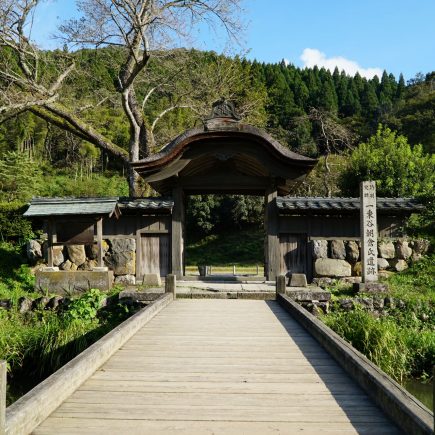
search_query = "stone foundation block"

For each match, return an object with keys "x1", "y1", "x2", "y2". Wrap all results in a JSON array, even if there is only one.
[
  {"x1": 288, "y1": 273, "x2": 307, "y2": 287},
  {"x1": 314, "y1": 258, "x2": 351, "y2": 277},
  {"x1": 142, "y1": 273, "x2": 162, "y2": 286},
  {"x1": 35, "y1": 270, "x2": 114, "y2": 295}
]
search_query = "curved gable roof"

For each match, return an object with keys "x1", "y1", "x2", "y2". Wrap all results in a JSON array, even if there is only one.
[{"x1": 132, "y1": 118, "x2": 317, "y2": 195}]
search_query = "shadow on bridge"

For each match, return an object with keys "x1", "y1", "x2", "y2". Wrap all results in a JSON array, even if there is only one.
[{"x1": 265, "y1": 301, "x2": 402, "y2": 434}]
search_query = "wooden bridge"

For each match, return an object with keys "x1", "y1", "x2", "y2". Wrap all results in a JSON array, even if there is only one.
[{"x1": 2, "y1": 291, "x2": 433, "y2": 435}]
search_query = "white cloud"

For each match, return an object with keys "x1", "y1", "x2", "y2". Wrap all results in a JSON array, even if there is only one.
[{"x1": 300, "y1": 48, "x2": 382, "y2": 79}]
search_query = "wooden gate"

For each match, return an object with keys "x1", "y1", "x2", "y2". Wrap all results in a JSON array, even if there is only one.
[
  {"x1": 139, "y1": 234, "x2": 170, "y2": 278},
  {"x1": 279, "y1": 233, "x2": 309, "y2": 276}
]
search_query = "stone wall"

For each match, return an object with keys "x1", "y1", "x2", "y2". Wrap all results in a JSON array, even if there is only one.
[
  {"x1": 27, "y1": 237, "x2": 137, "y2": 285},
  {"x1": 312, "y1": 238, "x2": 431, "y2": 279}
]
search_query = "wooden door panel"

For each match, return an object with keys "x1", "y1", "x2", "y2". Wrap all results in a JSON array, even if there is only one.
[
  {"x1": 280, "y1": 234, "x2": 307, "y2": 275},
  {"x1": 140, "y1": 234, "x2": 170, "y2": 277}
]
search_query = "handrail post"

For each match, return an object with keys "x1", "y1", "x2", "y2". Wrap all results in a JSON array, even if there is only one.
[
  {"x1": 276, "y1": 275, "x2": 286, "y2": 297},
  {"x1": 1, "y1": 360, "x2": 6, "y2": 435},
  {"x1": 165, "y1": 274, "x2": 176, "y2": 300}
]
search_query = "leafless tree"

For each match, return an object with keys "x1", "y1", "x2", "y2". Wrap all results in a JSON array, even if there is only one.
[
  {"x1": 0, "y1": 0, "x2": 243, "y2": 195},
  {"x1": 296, "y1": 108, "x2": 356, "y2": 197}
]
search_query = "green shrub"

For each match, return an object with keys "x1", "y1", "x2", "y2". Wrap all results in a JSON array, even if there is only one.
[
  {"x1": 324, "y1": 309, "x2": 410, "y2": 382},
  {"x1": 324, "y1": 254, "x2": 435, "y2": 381},
  {"x1": 340, "y1": 125, "x2": 435, "y2": 197},
  {"x1": 63, "y1": 289, "x2": 105, "y2": 321},
  {"x1": 0, "y1": 202, "x2": 34, "y2": 241}
]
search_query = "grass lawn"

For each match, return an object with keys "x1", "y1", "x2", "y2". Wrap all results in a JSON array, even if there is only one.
[{"x1": 185, "y1": 227, "x2": 264, "y2": 267}]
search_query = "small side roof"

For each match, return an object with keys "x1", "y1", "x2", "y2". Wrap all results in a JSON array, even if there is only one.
[
  {"x1": 277, "y1": 197, "x2": 424, "y2": 214},
  {"x1": 118, "y1": 197, "x2": 174, "y2": 212},
  {"x1": 24, "y1": 197, "x2": 120, "y2": 218}
]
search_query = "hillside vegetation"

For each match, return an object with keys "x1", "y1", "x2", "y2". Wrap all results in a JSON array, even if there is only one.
[{"x1": 0, "y1": 48, "x2": 434, "y2": 240}]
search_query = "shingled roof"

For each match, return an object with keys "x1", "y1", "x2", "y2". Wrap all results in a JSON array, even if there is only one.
[
  {"x1": 24, "y1": 197, "x2": 173, "y2": 217},
  {"x1": 277, "y1": 197, "x2": 424, "y2": 214},
  {"x1": 24, "y1": 197, "x2": 120, "y2": 217},
  {"x1": 118, "y1": 197, "x2": 174, "y2": 212}
]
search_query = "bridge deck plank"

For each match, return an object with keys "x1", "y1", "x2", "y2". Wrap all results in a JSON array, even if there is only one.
[{"x1": 34, "y1": 300, "x2": 402, "y2": 434}]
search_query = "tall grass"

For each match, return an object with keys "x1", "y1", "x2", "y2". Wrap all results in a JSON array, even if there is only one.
[
  {"x1": 323, "y1": 254, "x2": 435, "y2": 382},
  {"x1": 1, "y1": 289, "x2": 130, "y2": 405}
]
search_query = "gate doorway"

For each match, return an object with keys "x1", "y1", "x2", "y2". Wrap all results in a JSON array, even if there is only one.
[
  {"x1": 184, "y1": 195, "x2": 265, "y2": 277},
  {"x1": 138, "y1": 234, "x2": 170, "y2": 278},
  {"x1": 131, "y1": 100, "x2": 317, "y2": 280}
]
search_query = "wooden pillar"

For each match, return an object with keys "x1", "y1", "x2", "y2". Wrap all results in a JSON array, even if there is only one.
[
  {"x1": 265, "y1": 186, "x2": 279, "y2": 281},
  {"x1": 276, "y1": 275, "x2": 286, "y2": 296},
  {"x1": 47, "y1": 219, "x2": 54, "y2": 268},
  {"x1": 96, "y1": 218, "x2": 104, "y2": 268},
  {"x1": 165, "y1": 274, "x2": 176, "y2": 299},
  {"x1": 171, "y1": 186, "x2": 184, "y2": 278},
  {"x1": 1, "y1": 359, "x2": 6, "y2": 434}
]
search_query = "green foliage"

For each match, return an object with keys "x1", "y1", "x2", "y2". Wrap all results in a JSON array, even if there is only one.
[
  {"x1": 0, "y1": 242, "x2": 37, "y2": 302},
  {"x1": 324, "y1": 309, "x2": 411, "y2": 381},
  {"x1": 386, "y1": 254, "x2": 435, "y2": 304},
  {"x1": 38, "y1": 172, "x2": 129, "y2": 197},
  {"x1": 406, "y1": 192, "x2": 435, "y2": 238},
  {"x1": 387, "y1": 74, "x2": 435, "y2": 154},
  {"x1": 340, "y1": 125, "x2": 435, "y2": 197},
  {"x1": 324, "y1": 254, "x2": 435, "y2": 381},
  {"x1": 0, "y1": 286, "x2": 132, "y2": 404},
  {"x1": 63, "y1": 289, "x2": 105, "y2": 322},
  {"x1": 0, "y1": 151, "x2": 42, "y2": 202},
  {"x1": 186, "y1": 195, "x2": 263, "y2": 238},
  {"x1": 0, "y1": 202, "x2": 34, "y2": 241}
]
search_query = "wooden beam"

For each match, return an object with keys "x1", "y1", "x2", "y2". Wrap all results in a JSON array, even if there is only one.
[
  {"x1": 96, "y1": 218, "x2": 103, "y2": 268},
  {"x1": 265, "y1": 186, "x2": 279, "y2": 281},
  {"x1": 171, "y1": 186, "x2": 184, "y2": 278}
]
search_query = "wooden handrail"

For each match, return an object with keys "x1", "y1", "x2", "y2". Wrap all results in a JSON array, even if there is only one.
[{"x1": 0, "y1": 360, "x2": 6, "y2": 435}]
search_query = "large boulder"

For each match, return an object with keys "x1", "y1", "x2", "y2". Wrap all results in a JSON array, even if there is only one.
[
  {"x1": 43, "y1": 242, "x2": 64, "y2": 266},
  {"x1": 410, "y1": 239, "x2": 430, "y2": 255},
  {"x1": 67, "y1": 245, "x2": 86, "y2": 266},
  {"x1": 86, "y1": 240, "x2": 109, "y2": 260},
  {"x1": 52, "y1": 246, "x2": 65, "y2": 267},
  {"x1": 389, "y1": 259, "x2": 408, "y2": 272},
  {"x1": 395, "y1": 240, "x2": 412, "y2": 260},
  {"x1": 105, "y1": 238, "x2": 136, "y2": 275},
  {"x1": 346, "y1": 241, "x2": 360, "y2": 263},
  {"x1": 378, "y1": 241, "x2": 395, "y2": 259},
  {"x1": 352, "y1": 261, "x2": 362, "y2": 276},
  {"x1": 313, "y1": 240, "x2": 328, "y2": 259},
  {"x1": 105, "y1": 251, "x2": 136, "y2": 275},
  {"x1": 108, "y1": 238, "x2": 136, "y2": 253},
  {"x1": 115, "y1": 274, "x2": 136, "y2": 285},
  {"x1": 314, "y1": 258, "x2": 352, "y2": 278},
  {"x1": 330, "y1": 240, "x2": 346, "y2": 260},
  {"x1": 26, "y1": 240, "x2": 42, "y2": 263},
  {"x1": 377, "y1": 258, "x2": 390, "y2": 270},
  {"x1": 60, "y1": 260, "x2": 78, "y2": 271},
  {"x1": 80, "y1": 259, "x2": 98, "y2": 271}
]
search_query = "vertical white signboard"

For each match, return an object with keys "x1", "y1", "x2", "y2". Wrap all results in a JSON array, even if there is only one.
[{"x1": 360, "y1": 181, "x2": 378, "y2": 282}]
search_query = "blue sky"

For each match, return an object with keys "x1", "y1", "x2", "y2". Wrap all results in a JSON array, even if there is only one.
[{"x1": 32, "y1": 0, "x2": 435, "y2": 80}]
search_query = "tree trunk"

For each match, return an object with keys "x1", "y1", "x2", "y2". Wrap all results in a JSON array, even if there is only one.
[
  {"x1": 324, "y1": 154, "x2": 332, "y2": 197},
  {"x1": 127, "y1": 165, "x2": 141, "y2": 197}
]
